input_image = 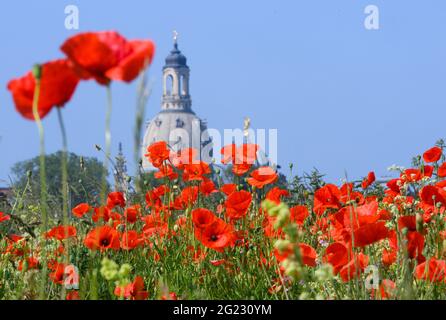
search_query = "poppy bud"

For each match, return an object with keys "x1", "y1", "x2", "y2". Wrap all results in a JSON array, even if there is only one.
[
  {"x1": 32, "y1": 64, "x2": 42, "y2": 80},
  {"x1": 26, "y1": 170, "x2": 32, "y2": 179},
  {"x1": 416, "y1": 212, "x2": 424, "y2": 233},
  {"x1": 126, "y1": 176, "x2": 132, "y2": 183},
  {"x1": 22, "y1": 260, "x2": 29, "y2": 272},
  {"x1": 119, "y1": 264, "x2": 132, "y2": 278}
]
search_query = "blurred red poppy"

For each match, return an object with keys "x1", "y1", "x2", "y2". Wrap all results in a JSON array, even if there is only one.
[
  {"x1": 439, "y1": 162, "x2": 446, "y2": 178},
  {"x1": 71, "y1": 203, "x2": 91, "y2": 218},
  {"x1": 247, "y1": 167, "x2": 278, "y2": 189},
  {"x1": 44, "y1": 225, "x2": 77, "y2": 241},
  {"x1": 423, "y1": 146, "x2": 442, "y2": 163},
  {"x1": 290, "y1": 205, "x2": 309, "y2": 225},
  {"x1": 7, "y1": 59, "x2": 79, "y2": 120},
  {"x1": 114, "y1": 276, "x2": 149, "y2": 300},
  {"x1": 61, "y1": 31, "x2": 155, "y2": 85},
  {"x1": 0, "y1": 212, "x2": 11, "y2": 223},
  {"x1": 107, "y1": 191, "x2": 126, "y2": 209},
  {"x1": 415, "y1": 257, "x2": 446, "y2": 283}
]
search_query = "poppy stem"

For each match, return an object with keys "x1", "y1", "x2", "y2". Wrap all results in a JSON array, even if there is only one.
[
  {"x1": 31, "y1": 68, "x2": 48, "y2": 299},
  {"x1": 100, "y1": 85, "x2": 113, "y2": 206},
  {"x1": 56, "y1": 107, "x2": 70, "y2": 300}
]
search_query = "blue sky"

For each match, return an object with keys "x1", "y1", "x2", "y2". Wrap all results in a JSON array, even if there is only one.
[{"x1": 1, "y1": 0, "x2": 446, "y2": 185}]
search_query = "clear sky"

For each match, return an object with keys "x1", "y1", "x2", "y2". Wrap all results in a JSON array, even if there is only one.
[{"x1": 1, "y1": 0, "x2": 446, "y2": 185}]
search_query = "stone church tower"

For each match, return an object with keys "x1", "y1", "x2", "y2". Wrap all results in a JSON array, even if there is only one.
[{"x1": 142, "y1": 33, "x2": 212, "y2": 170}]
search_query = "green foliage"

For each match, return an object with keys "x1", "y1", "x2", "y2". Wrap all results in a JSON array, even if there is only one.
[{"x1": 10, "y1": 152, "x2": 109, "y2": 215}]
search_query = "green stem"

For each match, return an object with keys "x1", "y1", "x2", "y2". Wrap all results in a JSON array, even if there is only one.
[
  {"x1": 57, "y1": 107, "x2": 70, "y2": 300},
  {"x1": 32, "y1": 76, "x2": 48, "y2": 300},
  {"x1": 101, "y1": 85, "x2": 113, "y2": 204}
]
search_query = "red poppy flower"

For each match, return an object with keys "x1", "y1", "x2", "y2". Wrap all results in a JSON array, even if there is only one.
[
  {"x1": 194, "y1": 219, "x2": 234, "y2": 252},
  {"x1": 106, "y1": 191, "x2": 126, "y2": 209},
  {"x1": 192, "y1": 208, "x2": 217, "y2": 229},
  {"x1": 234, "y1": 144, "x2": 259, "y2": 165},
  {"x1": 289, "y1": 205, "x2": 309, "y2": 225},
  {"x1": 92, "y1": 206, "x2": 112, "y2": 222},
  {"x1": 155, "y1": 164, "x2": 178, "y2": 180},
  {"x1": 7, "y1": 59, "x2": 79, "y2": 120},
  {"x1": 299, "y1": 243, "x2": 317, "y2": 267},
  {"x1": 423, "y1": 146, "x2": 442, "y2": 163},
  {"x1": 420, "y1": 185, "x2": 446, "y2": 207},
  {"x1": 232, "y1": 163, "x2": 252, "y2": 176},
  {"x1": 161, "y1": 292, "x2": 178, "y2": 300},
  {"x1": 114, "y1": 276, "x2": 149, "y2": 300},
  {"x1": 61, "y1": 31, "x2": 155, "y2": 85},
  {"x1": 313, "y1": 184, "x2": 341, "y2": 215},
  {"x1": 183, "y1": 161, "x2": 211, "y2": 181},
  {"x1": 221, "y1": 184, "x2": 237, "y2": 196},
  {"x1": 145, "y1": 185, "x2": 169, "y2": 208},
  {"x1": 174, "y1": 148, "x2": 199, "y2": 167},
  {"x1": 323, "y1": 242, "x2": 350, "y2": 274},
  {"x1": 379, "y1": 279, "x2": 396, "y2": 299},
  {"x1": 266, "y1": 187, "x2": 290, "y2": 204},
  {"x1": 66, "y1": 291, "x2": 80, "y2": 300},
  {"x1": 121, "y1": 230, "x2": 143, "y2": 250},
  {"x1": 0, "y1": 212, "x2": 11, "y2": 223},
  {"x1": 145, "y1": 141, "x2": 171, "y2": 168},
  {"x1": 224, "y1": 190, "x2": 252, "y2": 220},
  {"x1": 174, "y1": 186, "x2": 199, "y2": 210},
  {"x1": 220, "y1": 144, "x2": 237, "y2": 164},
  {"x1": 361, "y1": 171, "x2": 376, "y2": 189},
  {"x1": 339, "y1": 253, "x2": 369, "y2": 282},
  {"x1": 124, "y1": 205, "x2": 141, "y2": 224},
  {"x1": 353, "y1": 221, "x2": 388, "y2": 247},
  {"x1": 18, "y1": 257, "x2": 40, "y2": 271},
  {"x1": 49, "y1": 263, "x2": 67, "y2": 285},
  {"x1": 199, "y1": 178, "x2": 218, "y2": 196},
  {"x1": 415, "y1": 257, "x2": 446, "y2": 283},
  {"x1": 71, "y1": 203, "x2": 91, "y2": 218},
  {"x1": 44, "y1": 225, "x2": 77, "y2": 241},
  {"x1": 406, "y1": 231, "x2": 425, "y2": 263},
  {"x1": 398, "y1": 216, "x2": 417, "y2": 232},
  {"x1": 84, "y1": 225, "x2": 120, "y2": 251},
  {"x1": 247, "y1": 167, "x2": 278, "y2": 189},
  {"x1": 386, "y1": 178, "x2": 401, "y2": 194},
  {"x1": 437, "y1": 162, "x2": 446, "y2": 178}
]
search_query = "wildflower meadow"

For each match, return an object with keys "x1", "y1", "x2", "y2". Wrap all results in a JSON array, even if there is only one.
[{"x1": 2, "y1": 30, "x2": 446, "y2": 303}]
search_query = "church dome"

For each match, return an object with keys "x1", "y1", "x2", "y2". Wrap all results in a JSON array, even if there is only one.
[
  {"x1": 142, "y1": 33, "x2": 212, "y2": 171},
  {"x1": 164, "y1": 43, "x2": 187, "y2": 68}
]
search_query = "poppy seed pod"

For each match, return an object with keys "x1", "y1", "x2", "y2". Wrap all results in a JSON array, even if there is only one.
[{"x1": 32, "y1": 64, "x2": 42, "y2": 80}]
